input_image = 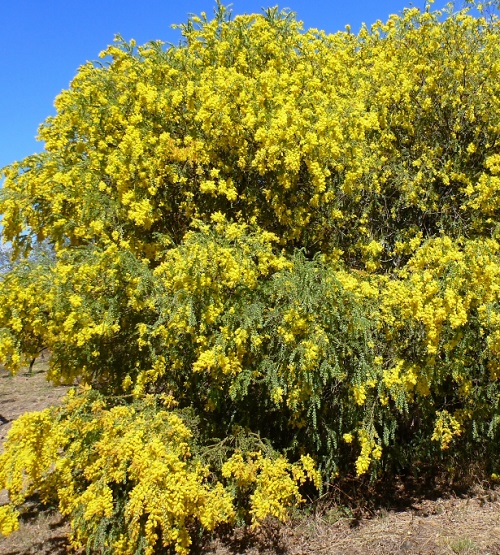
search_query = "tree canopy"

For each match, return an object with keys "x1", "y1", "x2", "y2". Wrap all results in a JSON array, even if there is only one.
[{"x1": 2, "y1": 2, "x2": 500, "y2": 553}]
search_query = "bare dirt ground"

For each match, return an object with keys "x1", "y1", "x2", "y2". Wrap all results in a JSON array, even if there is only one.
[{"x1": 1, "y1": 362, "x2": 500, "y2": 554}]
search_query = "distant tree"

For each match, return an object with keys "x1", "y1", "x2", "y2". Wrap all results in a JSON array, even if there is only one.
[{"x1": 0, "y1": 245, "x2": 10, "y2": 272}]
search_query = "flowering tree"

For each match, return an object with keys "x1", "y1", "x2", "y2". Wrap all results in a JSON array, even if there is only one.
[{"x1": 2, "y1": 2, "x2": 500, "y2": 553}]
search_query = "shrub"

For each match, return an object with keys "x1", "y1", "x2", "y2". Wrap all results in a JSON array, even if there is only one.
[{"x1": 2, "y1": 1, "x2": 500, "y2": 552}]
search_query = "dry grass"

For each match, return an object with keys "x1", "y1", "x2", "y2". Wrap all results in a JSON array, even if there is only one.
[
  {"x1": 2, "y1": 361, "x2": 500, "y2": 554},
  {"x1": 203, "y1": 492, "x2": 500, "y2": 554}
]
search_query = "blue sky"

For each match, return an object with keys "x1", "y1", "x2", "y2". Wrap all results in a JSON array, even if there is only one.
[{"x1": 1, "y1": 0, "x2": 438, "y2": 171}]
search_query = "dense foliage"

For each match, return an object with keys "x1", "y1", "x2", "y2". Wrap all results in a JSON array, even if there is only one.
[{"x1": 2, "y1": 1, "x2": 500, "y2": 552}]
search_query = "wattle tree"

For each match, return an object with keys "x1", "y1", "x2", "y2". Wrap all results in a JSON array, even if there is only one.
[{"x1": 2, "y1": 2, "x2": 500, "y2": 553}]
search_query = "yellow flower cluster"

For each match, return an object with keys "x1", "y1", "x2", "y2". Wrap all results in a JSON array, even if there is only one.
[
  {"x1": 431, "y1": 410, "x2": 463, "y2": 450},
  {"x1": 222, "y1": 451, "x2": 321, "y2": 525},
  {"x1": 0, "y1": 392, "x2": 236, "y2": 554},
  {"x1": 0, "y1": 389, "x2": 320, "y2": 553},
  {"x1": 0, "y1": 506, "x2": 20, "y2": 536},
  {"x1": 343, "y1": 430, "x2": 382, "y2": 476}
]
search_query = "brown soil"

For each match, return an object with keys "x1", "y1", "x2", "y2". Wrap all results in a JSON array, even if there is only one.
[{"x1": 1, "y1": 362, "x2": 500, "y2": 554}]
